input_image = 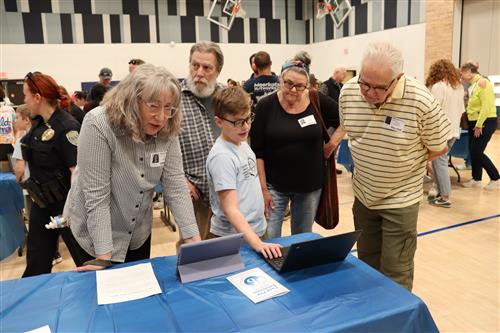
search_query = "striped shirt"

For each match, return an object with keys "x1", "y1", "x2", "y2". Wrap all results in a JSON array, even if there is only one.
[
  {"x1": 339, "y1": 75, "x2": 451, "y2": 209},
  {"x1": 67, "y1": 107, "x2": 199, "y2": 262}
]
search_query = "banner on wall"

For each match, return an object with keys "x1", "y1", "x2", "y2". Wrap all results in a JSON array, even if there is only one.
[{"x1": 0, "y1": 105, "x2": 15, "y2": 144}]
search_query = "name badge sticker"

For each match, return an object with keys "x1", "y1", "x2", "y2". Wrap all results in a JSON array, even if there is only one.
[
  {"x1": 298, "y1": 115, "x2": 317, "y2": 128},
  {"x1": 150, "y1": 152, "x2": 167, "y2": 167},
  {"x1": 384, "y1": 116, "x2": 405, "y2": 132}
]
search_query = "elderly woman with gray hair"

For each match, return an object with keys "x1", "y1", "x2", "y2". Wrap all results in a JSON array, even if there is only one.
[
  {"x1": 250, "y1": 60, "x2": 339, "y2": 239},
  {"x1": 66, "y1": 64, "x2": 201, "y2": 271}
]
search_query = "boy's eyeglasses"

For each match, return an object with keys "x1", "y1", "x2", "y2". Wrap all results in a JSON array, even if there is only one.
[
  {"x1": 141, "y1": 99, "x2": 178, "y2": 118},
  {"x1": 219, "y1": 113, "x2": 256, "y2": 128},
  {"x1": 25, "y1": 72, "x2": 41, "y2": 94},
  {"x1": 357, "y1": 76, "x2": 396, "y2": 94},
  {"x1": 282, "y1": 79, "x2": 307, "y2": 91}
]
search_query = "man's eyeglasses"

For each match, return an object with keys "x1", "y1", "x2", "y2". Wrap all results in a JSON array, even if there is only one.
[
  {"x1": 142, "y1": 100, "x2": 178, "y2": 118},
  {"x1": 218, "y1": 113, "x2": 255, "y2": 128},
  {"x1": 25, "y1": 72, "x2": 41, "y2": 94},
  {"x1": 357, "y1": 77, "x2": 396, "y2": 94},
  {"x1": 282, "y1": 79, "x2": 307, "y2": 92}
]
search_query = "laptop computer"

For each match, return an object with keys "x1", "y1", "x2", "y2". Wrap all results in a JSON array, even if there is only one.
[
  {"x1": 177, "y1": 233, "x2": 245, "y2": 283},
  {"x1": 265, "y1": 230, "x2": 362, "y2": 273}
]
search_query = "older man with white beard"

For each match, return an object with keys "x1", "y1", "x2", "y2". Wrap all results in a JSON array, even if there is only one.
[{"x1": 179, "y1": 41, "x2": 225, "y2": 239}]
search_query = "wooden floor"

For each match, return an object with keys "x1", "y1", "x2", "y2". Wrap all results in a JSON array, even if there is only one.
[{"x1": 1, "y1": 132, "x2": 499, "y2": 332}]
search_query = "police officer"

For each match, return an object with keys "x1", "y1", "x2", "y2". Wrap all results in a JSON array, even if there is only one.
[{"x1": 21, "y1": 72, "x2": 85, "y2": 277}]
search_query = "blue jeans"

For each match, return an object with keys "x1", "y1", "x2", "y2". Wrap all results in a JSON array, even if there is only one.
[
  {"x1": 266, "y1": 183, "x2": 322, "y2": 239},
  {"x1": 432, "y1": 138, "x2": 456, "y2": 197}
]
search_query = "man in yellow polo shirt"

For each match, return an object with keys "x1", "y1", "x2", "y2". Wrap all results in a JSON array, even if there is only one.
[{"x1": 331, "y1": 42, "x2": 450, "y2": 291}]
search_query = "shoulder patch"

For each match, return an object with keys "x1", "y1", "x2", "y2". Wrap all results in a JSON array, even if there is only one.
[{"x1": 66, "y1": 130, "x2": 79, "y2": 146}]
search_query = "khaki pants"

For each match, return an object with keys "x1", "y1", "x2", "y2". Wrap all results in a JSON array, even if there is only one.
[
  {"x1": 353, "y1": 198, "x2": 419, "y2": 291},
  {"x1": 194, "y1": 200, "x2": 212, "y2": 240}
]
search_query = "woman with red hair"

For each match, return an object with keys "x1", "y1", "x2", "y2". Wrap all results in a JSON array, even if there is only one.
[{"x1": 21, "y1": 71, "x2": 85, "y2": 277}]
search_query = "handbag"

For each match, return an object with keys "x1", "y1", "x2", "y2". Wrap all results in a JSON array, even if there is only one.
[{"x1": 309, "y1": 90, "x2": 340, "y2": 230}]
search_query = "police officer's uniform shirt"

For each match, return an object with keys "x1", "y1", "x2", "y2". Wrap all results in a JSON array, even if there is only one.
[{"x1": 22, "y1": 108, "x2": 80, "y2": 183}]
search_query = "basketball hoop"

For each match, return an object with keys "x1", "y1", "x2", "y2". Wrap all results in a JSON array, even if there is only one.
[
  {"x1": 317, "y1": 0, "x2": 335, "y2": 19},
  {"x1": 208, "y1": 0, "x2": 245, "y2": 31}
]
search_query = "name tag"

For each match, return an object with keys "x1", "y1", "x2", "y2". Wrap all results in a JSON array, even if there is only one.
[
  {"x1": 298, "y1": 115, "x2": 317, "y2": 128},
  {"x1": 150, "y1": 152, "x2": 167, "y2": 167},
  {"x1": 384, "y1": 116, "x2": 405, "y2": 132}
]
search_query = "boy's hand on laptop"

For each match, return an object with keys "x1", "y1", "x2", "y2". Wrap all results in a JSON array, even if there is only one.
[{"x1": 255, "y1": 242, "x2": 282, "y2": 259}]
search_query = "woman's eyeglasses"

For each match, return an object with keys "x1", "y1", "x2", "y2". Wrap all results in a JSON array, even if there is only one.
[
  {"x1": 25, "y1": 72, "x2": 41, "y2": 94},
  {"x1": 282, "y1": 79, "x2": 307, "y2": 92},
  {"x1": 357, "y1": 77, "x2": 396, "y2": 94},
  {"x1": 142, "y1": 100, "x2": 178, "y2": 118},
  {"x1": 218, "y1": 113, "x2": 256, "y2": 128}
]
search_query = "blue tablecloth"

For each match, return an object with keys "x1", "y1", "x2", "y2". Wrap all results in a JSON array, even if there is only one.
[
  {"x1": 0, "y1": 172, "x2": 25, "y2": 261},
  {"x1": 0, "y1": 233, "x2": 438, "y2": 332}
]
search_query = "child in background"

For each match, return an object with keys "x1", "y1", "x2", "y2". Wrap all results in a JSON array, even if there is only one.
[
  {"x1": 12, "y1": 104, "x2": 32, "y2": 182},
  {"x1": 206, "y1": 87, "x2": 282, "y2": 259}
]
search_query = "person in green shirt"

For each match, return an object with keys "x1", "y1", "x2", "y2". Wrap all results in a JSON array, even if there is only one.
[{"x1": 460, "y1": 62, "x2": 499, "y2": 190}]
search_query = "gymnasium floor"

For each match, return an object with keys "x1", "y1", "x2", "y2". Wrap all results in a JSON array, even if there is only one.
[{"x1": 1, "y1": 132, "x2": 499, "y2": 332}]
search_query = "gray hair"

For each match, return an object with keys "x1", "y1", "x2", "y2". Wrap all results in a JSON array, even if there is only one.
[
  {"x1": 293, "y1": 50, "x2": 312, "y2": 67},
  {"x1": 103, "y1": 64, "x2": 182, "y2": 142},
  {"x1": 362, "y1": 42, "x2": 404, "y2": 78},
  {"x1": 189, "y1": 41, "x2": 224, "y2": 72}
]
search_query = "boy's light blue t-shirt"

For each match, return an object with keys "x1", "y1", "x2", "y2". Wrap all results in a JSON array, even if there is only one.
[{"x1": 206, "y1": 137, "x2": 266, "y2": 237}]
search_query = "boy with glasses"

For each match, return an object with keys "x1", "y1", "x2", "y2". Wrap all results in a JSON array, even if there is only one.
[{"x1": 206, "y1": 87, "x2": 282, "y2": 259}]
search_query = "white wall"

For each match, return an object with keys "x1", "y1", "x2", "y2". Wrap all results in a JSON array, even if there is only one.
[
  {"x1": 1, "y1": 23, "x2": 426, "y2": 94},
  {"x1": 1, "y1": 43, "x2": 302, "y2": 93},
  {"x1": 309, "y1": 23, "x2": 426, "y2": 82}
]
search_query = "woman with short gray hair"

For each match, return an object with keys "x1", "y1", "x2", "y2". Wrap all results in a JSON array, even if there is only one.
[{"x1": 66, "y1": 64, "x2": 201, "y2": 271}]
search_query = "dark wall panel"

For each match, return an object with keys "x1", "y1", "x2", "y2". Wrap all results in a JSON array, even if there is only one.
[
  {"x1": 260, "y1": 0, "x2": 273, "y2": 19},
  {"x1": 266, "y1": 19, "x2": 280, "y2": 44},
  {"x1": 186, "y1": 0, "x2": 204, "y2": 16},
  {"x1": 22, "y1": 12, "x2": 43, "y2": 43},
  {"x1": 249, "y1": 18, "x2": 258, "y2": 43},
  {"x1": 28, "y1": 0, "x2": 51, "y2": 13},
  {"x1": 73, "y1": 0, "x2": 91, "y2": 14},
  {"x1": 167, "y1": 0, "x2": 177, "y2": 15},
  {"x1": 130, "y1": 15, "x2": 150, "y2": 43},
  {"x1": 355, "y1": 3, "x2": 367, "y2": 35},
  {"x1": 60, "y1": 14, "x2": 73, "y2": 43},
  {"x1": 384, "y1": 0, "x2": 397, "y2": 29},
  {"x1": 110, "y1": 15, "x2": 121, "y2": 43},
  {"x1": 4, "y1": 0, "x2": 17, "y2": 12},
  {"x1": 228, "y1": 18, "x2": 244, "y2": 43},
  {"x1": 325, "y1": 15, "x2": 333, "y2": 40},
  {"x1": 180, "y1": 16, "x2": 196, "y2": 43},
  {"x1": 295, "y1": 0, "x2": 302, "y2": 20},
  {"x1": 122, "y1": 0, "x2": 139, "y2": 15},
  {"x1": 82, "y1": 14, "x2": 104, "y2": 43},
  {"x1": 210, "y1": 22, "x2": 219, "y2": 43}
]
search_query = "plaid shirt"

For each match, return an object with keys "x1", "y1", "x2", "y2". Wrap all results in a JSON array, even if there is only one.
[{"x1": 179, "y1": 80, "x2": 223, "y2": 203}]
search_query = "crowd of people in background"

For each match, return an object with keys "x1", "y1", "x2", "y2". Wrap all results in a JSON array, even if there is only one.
[{"x1": 2, "y1": 40, "x2": 498, "y2": 292}]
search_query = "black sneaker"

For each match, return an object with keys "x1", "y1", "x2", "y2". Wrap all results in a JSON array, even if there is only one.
[{"x1": 432, "y1": 197, "x2": 451, "y2": 208}]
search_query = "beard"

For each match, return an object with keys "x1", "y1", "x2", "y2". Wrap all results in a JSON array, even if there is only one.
[{"x1": 186, "y1": 75, "x2": 216, "y2": 98}]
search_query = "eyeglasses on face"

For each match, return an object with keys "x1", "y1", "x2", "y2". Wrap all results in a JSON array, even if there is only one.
[
  {"x1": 219, "y1": 113, "x2": 255, "y2": 128},
  {"x1": 25, "y1": 72, "x2": 42, "y2": 94},
  {"x1": 141, "y1": 100, "x2": 178, "y2": 118},
  {"x1": 282, "y1": 79, "x2": 307, "y2": 92},
  {"x1": 357, "y1": 76, "x2": 396, "y2": 94}
]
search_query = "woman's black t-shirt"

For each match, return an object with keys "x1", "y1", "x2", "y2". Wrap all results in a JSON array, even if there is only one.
[{"x1": 250, "y1": 92, "x2": 339, "y2": 193}]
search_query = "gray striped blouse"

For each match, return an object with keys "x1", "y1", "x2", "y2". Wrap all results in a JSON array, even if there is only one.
[{"x1": 67, "y1": 107, "x2": 199, "y2": 262}]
